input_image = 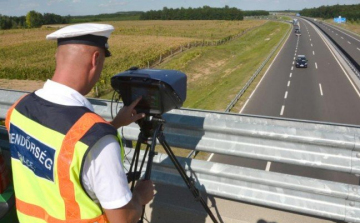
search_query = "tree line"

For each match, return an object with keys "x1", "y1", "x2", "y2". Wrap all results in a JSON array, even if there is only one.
[
  {"x1": 243, "y1": 10, "x2": 269, "y2": 17},
  {"x1": 300, "y1": 4, "x2": 360, "y2": 22},
  {"x1": 0, "y1": 10, "x2": 70, "y2": 30},
  {"x1": 0, "y1": 6, "x2": 270, "y2": 30},
  {"x1": 140, "y1": 6, "x2": 245, "y2": 20}
]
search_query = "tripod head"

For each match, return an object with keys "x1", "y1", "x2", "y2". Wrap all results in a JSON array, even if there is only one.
[{"x1": 136, "y1": 115, "x2": 165, "y2": 141}]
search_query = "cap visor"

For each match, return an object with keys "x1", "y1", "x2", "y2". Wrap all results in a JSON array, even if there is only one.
[{"x1": 105, "y1": 49, "x2": 111, "y2": 57}]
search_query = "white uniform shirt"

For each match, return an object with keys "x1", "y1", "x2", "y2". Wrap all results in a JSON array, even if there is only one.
[{"x1": 35, "y1": 80, "x2": 132, "y2": 209}]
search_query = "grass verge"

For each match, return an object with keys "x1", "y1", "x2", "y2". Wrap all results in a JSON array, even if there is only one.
[
  {"x1": 158, "y1": 21, "x2": 291, "y2": 111},
  {"x1": 157, "y1": 21, "x2": 290, "y2": 159}
]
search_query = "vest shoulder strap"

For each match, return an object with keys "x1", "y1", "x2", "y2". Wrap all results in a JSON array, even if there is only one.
[{"x1": 5, "y1": 94, "x2": 28, "y2": 131}]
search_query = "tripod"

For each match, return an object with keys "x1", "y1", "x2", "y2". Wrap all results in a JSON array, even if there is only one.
[{"x1": 127, "y1": 115, "x2": 219, "y2": 223}]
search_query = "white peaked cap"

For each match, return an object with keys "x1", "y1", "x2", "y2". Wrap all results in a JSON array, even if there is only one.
[
  {"x1": 46, "y1": 23, "x2": 114, "y2": 40},
  {"x1": 46, "y1": 23, "x2": 115, "y2": 57}
]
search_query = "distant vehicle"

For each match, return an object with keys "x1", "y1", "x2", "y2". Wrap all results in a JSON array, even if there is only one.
[
  {"x1": 295, "y1": 28, "x2": 301, "y2": 36},
  {"x1": 296, "y1": 55, "x2": 308, "y2": 68},
  {"x1": 293, "y1": 19, "x2": 298, "y2": 25}
]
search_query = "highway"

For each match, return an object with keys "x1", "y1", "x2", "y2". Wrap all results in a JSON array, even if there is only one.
[
  {"x1": 317, "y1": 19, "x2": 360, "y2": 70},
  {"x1": 241, "y1": 18, "x2": 360, "y2": 125},
  {"x1": 210, "y1": 17, "x2": 360, "y2": 196}
]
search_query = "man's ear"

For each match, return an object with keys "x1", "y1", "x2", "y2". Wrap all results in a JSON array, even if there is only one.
[{"x1": 92, "y1": 51, "x2": 101, "y2": 67}]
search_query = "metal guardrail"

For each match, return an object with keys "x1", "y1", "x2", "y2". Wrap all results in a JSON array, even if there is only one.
[
  {"x1": 303, "y1": 17, "x2": 360, "y2": 79},
  {"x1": 318, "y1": 21, "x2": 360, "y2": 79},
  {"x1": 225, "y1": 23, "x2": 292, "y2": 112},
  {"x1": 1, "y1": 89, "x2": 360, "y2": 222},
  {"x1": 321, "y1": 20, "x2": 360, "y2": 40}
]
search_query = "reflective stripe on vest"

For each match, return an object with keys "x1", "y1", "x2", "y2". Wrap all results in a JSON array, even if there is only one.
[
  {"x1": 58, "y1": 112, "x2": 107, "y2": 221},
  {"x1": 16, "y1": 198, "x2": 107, "y2": 223},
  {"x1": 6, "y1": 98, "x2": 124, "y2": 223}
]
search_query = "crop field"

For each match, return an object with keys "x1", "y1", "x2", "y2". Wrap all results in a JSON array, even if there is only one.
[
  {"x1": 0, "y1": 20, "x2": 266, "y2": 94},
  {"x1": 0, "y1": 20, "x2": 289, "y2": 158},
  {"x1": 0, "y1": 19, "x2": 290, "y2": 114}
]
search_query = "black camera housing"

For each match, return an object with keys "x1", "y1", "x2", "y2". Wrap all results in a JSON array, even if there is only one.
[{"x1": 111, "y1": 68, "x2": 187, "y2": 115}]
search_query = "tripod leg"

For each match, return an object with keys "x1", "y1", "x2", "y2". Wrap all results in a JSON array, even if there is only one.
[
  {"x1": 143, "y1": 124, "x2": 160, "y2": 180},
  {"x1": 138, "y1": 124, "x2": 161, "y2": 223},
  {"x1": 157, "y1": 132, "x2": 219, "y2": 223},
  {"x1": 129, "y1": 133, "x2": 143, "y2": 191}
]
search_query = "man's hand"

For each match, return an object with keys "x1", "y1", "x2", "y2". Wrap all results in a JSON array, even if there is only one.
[
  {"x1": 133, "y1": 180, "x2": 154, "y2": 206},
  {"x1": 103, "y1": 180, "x2": 154, "y2": 223},
  {"x1": 110, "y1": 97, "x2": 145, "y2": 129}
]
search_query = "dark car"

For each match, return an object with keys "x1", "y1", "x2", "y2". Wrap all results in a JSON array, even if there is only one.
[
  {"x1": 295, "y1": 29, "x2": 301, "y2": 36},
  {"x1": 296, "y1": 55, "x2": 308, "y2": 68}
]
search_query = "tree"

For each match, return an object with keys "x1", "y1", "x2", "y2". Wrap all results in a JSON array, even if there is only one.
[
  {"x1": 139, "y1": 6, "x2": 244, "y2": 21},
  {"x1": 26, "y1": 10, "x2": 43, "y2": 28}
]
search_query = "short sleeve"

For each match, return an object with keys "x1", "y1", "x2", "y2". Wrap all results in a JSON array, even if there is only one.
[{"x1": 82, "y1": 135, "x2": 132, "y2": 209}]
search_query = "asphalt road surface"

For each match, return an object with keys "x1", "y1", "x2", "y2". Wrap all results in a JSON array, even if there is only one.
[
  {"x1": 210, "y1": 18, "x2": 360, "y2": 190},
  {"x1": 316, "y1": 19, "x2": 360, "y2": 69},
  {"x1": 241, "y1": 19, "x2": 360, "y2": 125}
]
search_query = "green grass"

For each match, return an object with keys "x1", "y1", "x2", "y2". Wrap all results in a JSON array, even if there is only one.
[
  {"x1": 0, "y1": 20, "x2": 266, "y2": 96},
  {"x1": 158, "y1": 21, "x2": 290, "y2": 111},
  {"x1": 324, "y1": 19, "x2": 360, "y2": 35},
  {"x1": 0, "y1": 21, "x2": 290, "y2": 160},
  {"x1": 0, "y1": 20, "x2": 290, "y2": 112}
]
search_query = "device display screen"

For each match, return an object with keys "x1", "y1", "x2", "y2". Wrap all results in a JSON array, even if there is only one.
[{"x1": 131, "y1": 86, "x2": 161, "y2": 110}]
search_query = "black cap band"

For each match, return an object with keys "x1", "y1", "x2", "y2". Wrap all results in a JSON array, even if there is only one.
[{"x1": 57, "y1": 34, "x2": 111, "y2": 57}]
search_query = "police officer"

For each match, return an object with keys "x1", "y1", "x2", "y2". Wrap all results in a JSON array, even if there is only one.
[{"x1": 5, "y1": 23, "x2": 154, "y2": 223}]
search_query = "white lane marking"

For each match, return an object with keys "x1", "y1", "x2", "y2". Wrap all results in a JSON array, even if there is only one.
[
  {"x1": 290, "y1": 73, "x2": 292, "y2": 78},
  {"x1": 239, "y1": 26, "x2": 292, "y2": 115},
  {"x1": 294, "y1": 53, "x2": 296, "y2": 56},
  {"x1": 207, "y1": 153, "x2": 215, "y2": 161},
  {"x1": 348, "y1": 41, "x2": 351, "y2": 44},
  {"x1": 310, "y1": 38, "x2": 312, "y2": 41},
  {"x1": 280, "y1": 105, "x2": 285, "y2": 116},
  {"x1": 293, "y1": 57, "x2": 296, "y2": 60},
  {"x1": 326, "y1": 23, "x2": 360, "y2": 43},
  {"x1": 315, "y1": 62, "x2": 318, "y2": 69},
  {"x1": 292, "y1": 61, "x2": 294, "y2": 65},
  {"x1": 311, "y1": 43, "x2": 313, "y2": 47},
  {"x1": 357, "y1": 48, "x2": 360, "y2": 51},
  {"x1": 313, "y1": 51, "x2": 315, "y2": 55},
  {"x1": 336, "y1": 33, "x2": 338, "y2": 35},
  {"x1": 314, "y1": 25, "x2": 360, "y2": 98},
  {"x1": 265, "y1": 162, "x2": 272, "y2": 171},
  {"x1": 319, "y1": 84, "x2": 323, "y2": 96},
  {"x1": 287, "y1": 81, "x2": 291, "y2": 87},
  {"x1": 284, "y1": 91, "x2": 288, "y2": 99},
  {"x1": 341, "y1": 36, "x2": 344, "y2": 39},
  {"x1": 291, "y1": 66, "x2": 294, "y2": 70}
]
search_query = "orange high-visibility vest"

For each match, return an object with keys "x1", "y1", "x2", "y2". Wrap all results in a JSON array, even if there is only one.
[{"x1": 6, "y1": 93, "x2": 122, "y2": 223}]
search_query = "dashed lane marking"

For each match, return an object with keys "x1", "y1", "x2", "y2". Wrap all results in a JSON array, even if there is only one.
[
  {"x1": 280, "y1": 105, "x2": 285, "y2": 116},
  {"x1": 319, "y1": 84, "x2": 323, "y2": 96}
]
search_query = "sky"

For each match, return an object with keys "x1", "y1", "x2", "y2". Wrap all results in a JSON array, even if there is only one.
[{"x1": 1, "y1": 0, "x2": 359, "y2": 17}]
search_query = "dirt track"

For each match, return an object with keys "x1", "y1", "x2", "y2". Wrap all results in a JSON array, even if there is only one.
[{"x1": 0, "y1": 79, "x2": 45, "y2": 92}]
